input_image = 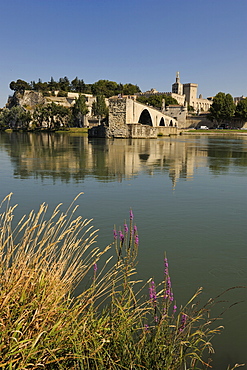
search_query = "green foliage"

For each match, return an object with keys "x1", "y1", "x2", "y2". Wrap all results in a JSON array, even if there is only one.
[
  {"x1": 137, "y1": 94, "x2": 178, "y2": 109},
  {"x1": 91, "y1": 80, "x2": 141, "y2": 98},
  {"x1": 57, "y1": 90, "x2": 68, "y2": 97},
  {"x1": 42, "y1": 91, "x2": 51, "y2": 97},
  {"x1": 235, "y1": 98, "x2": 247, "y2": 121},
  {"x1": 188, "y1": 104, "x2": 195, "y2": 112},
  {"x1": 33, "y1": 79, "x2": 49, "y2": 92},
  {"x1": 0, "y1": 106, "x2": 31, "y2": 129},
  {"x1": 72, "y1": 94, "x2": 89, "y2": 127},
  {"x1": 9, "y1": 79, "x2": 31, "y2": 93},
  {"x1": 71, "y1": 77, "x2": 86, "y2": 93},
  {"x1": 48, "y1": 76, "x2": 59, "y2": 92},
  {"x1": 0, "y1": 194, "x2": 242, "y2": 370},
  {"x1": 33, "y1": 102, "x2": 71, "y2": 129},
  {"x1": 91, "y1": 80, "x2": 119, "y2": 97},
  {"x1": 58, "y1": 76, "x2": 70, "y2": 92},
  {"x1": 209, "y1": 92, "x2": 235, "y2": 123},
  {"x1": 92, "y1": 95, "x2": 108, "y2": 123},
  {"x1": 9, "y1": 77, "x2": 142, "y2": 98},
  {"x1": 122, "y1": 83, "x2": 141, "y2": 95}
]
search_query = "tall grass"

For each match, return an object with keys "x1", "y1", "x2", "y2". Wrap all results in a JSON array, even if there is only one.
[{"x1": 0, "y1": 194, "x2": 244, "y2": 369}]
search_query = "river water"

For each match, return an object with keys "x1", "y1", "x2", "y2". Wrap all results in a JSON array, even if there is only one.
[{"x1": 0, "y1": 131, "x2": 246, "y2": 369}]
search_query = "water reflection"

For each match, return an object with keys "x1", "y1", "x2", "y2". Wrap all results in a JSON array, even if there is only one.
[
  {"x1": 1, "y1": 132, "x2": 247, "y2": 186},
  {"x1": 0, "y1": 131, "x2": 247, "y2": 369}
]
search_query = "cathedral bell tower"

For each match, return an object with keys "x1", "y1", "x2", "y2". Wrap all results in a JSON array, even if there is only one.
[{"x1": 172, "y1": 71, "x2": 183, "y2": 95}]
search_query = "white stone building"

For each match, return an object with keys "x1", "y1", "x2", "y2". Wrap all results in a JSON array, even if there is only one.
[{"x1": 173, "y1": 72, "x2": 212, "y2": 112}]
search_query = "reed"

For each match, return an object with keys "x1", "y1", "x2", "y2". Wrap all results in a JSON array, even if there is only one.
[{"x1": 0, "y1": 194, "x2": 244, "y2": 369}]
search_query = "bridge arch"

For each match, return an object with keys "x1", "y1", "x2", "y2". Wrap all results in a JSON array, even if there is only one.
[
  {"x1": 159, "y1": 117, "x2": 165, "y2": 126},
  {"x1": 138, "y1": 109, "x2": 153, "y2": 126}
]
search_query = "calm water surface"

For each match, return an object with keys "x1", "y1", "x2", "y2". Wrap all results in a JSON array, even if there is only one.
[{"x1": 0, "y1": 132, "x2": 246, "y2": 369}]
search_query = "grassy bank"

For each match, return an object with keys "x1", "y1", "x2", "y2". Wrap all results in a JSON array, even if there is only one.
[
  {"x1": 0, "y1": 194, "x2": 244, "y2": 369},
  {"x1": 55, "y1": 127, "x2": 88, "y2": 134},
  {"x1": 2, "y1": 128, "x2": 89, "y2": 134},
  {"x1": 182, "y1": 129, "x2": 247, "y2": 134}
]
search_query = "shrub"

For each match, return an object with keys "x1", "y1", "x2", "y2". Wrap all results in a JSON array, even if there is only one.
[
  {"x1": 57, "y1": 91, "x2": 68, "y2": 97},
  {"x1": 0, "y1": 194, "x2": 244, "y2": 369}
]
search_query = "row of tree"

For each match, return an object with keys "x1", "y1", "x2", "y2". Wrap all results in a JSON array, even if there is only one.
[
  {"x1": 9, "y1": 78, "x2": 141, "y2": 98},
  {"x1": 209, "y1": 92, "x2": 247, "y2": 124},
  {"x1": 136, "y1": 94, "x2": 178, "y2": 108},
  {"x1": 0, "y1": 94, "x2": 108, "y2": 130}
]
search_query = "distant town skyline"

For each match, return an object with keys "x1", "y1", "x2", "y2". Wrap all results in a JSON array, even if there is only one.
[{"x1": 0, "y1": 0, "x2": 246, "y2": 108}]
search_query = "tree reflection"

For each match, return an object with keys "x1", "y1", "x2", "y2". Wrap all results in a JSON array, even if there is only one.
[{"x1": 1, "y1": 132, "x2": 247, "y2": 185}]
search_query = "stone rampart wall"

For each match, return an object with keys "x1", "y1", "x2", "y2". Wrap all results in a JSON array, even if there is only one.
[
  {"x1": 185, "y1": 115, "x2": 213, "y2": 128},
  {"x1": 156, "y1": 126, "x2": 178, "y2": 136}
]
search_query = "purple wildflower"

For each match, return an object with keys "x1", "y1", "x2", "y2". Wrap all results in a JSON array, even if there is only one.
[
  {"x1": 144, "y1": 324, "x2": 149, "y2": 331},
  {"x1": 93, "y1": 263, "x2": 98, "y2": 273},
  {"x1": 164, "y1": 257, "x2": 169, "y2": 276},
  {"x1": 113, "y1": 229, "x2": 118, "y2": 240},
  {"x1": 165, "y1": 276, "x2": 171, "y2": 299},
  {"x1": 173, "y1": 304, "x2": 177, "y2": 314},
  {"x1": 130, "y1": 209, "x2": 134, "y2": 220},
  {"x1": 134, "y1": 234, "x2": 139, "y2": 246},
  {"x1": 124, "y1": 223, "x2": 128, "y2": 234},
  {"x1": 149, "y1": 280, "x2": 157, "y2": 304},
  {"x1": 119, "y1": 231, "x2": 124, "y2": 243},
  {"x1": 179, "y1": 314, "x2": 187, "y2": 332},
  {"x1": 164, "y1": 257, "x2": 174, "y2": 302},
  {"x1": 133, "y1": 225, "x2": 137, "y2": 234}
]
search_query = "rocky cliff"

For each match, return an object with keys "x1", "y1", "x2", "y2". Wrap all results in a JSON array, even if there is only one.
[{"x1": 7, "y1": 91, "x2": 46, "y2": 109}]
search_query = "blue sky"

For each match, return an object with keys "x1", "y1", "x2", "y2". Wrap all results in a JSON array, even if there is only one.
[{"x1": 0, "y1": 0, "x2": 246, "y2": 107}]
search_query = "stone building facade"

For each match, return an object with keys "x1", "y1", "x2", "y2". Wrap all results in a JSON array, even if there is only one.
[
  {"x1": 172, "y1": 72, "x2": 212, "y2": 112},
  {"x1": 137, "y1": 72, "x2": 212, "y2": 112},
  {"x1": 183, "y1": 82, "x2": 212, "y2": 112}
]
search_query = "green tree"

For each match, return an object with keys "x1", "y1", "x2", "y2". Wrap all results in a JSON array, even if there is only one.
[
  {"x1": 0, "y1": 106, "x2": 31, "y2": 129},
  {"x1": 71, "y1": 77, "x2": 85, "y2": 93},
  {"x1": 235, "y1": 98, "x2": 247, "y2": 121},
  {"x1": 33, "y1": 79, "x2": 49, "y2": 92},
  {"x1": 48, "y1": 76, "x2": 59, "y2": 92},
  {"x1": 91, "y1": 80, "x2": 119, "y2": 98},
  {"x1": 33, "y1": 103, "x2": 71, "y2": 130},
  {"x1": 57, "y1": 91, "x2": 68, "y2": 97},
  {"x1": 58, "y1": 77, "x2": 70, "y2": 92},
  {"x1": 122, "y1": 83, "x2": 141, "y2": 95},
  {"x1": 208, "y1": 92, "x2": 235, "y2": 124},
  {"x1": 92, "y1": 95, "x2": 108, "y2": 124},
  {"x1": 9, "y1": 79, "x2": 31, "y2": 93},
  {"x1": 137, "y1": 94, "x2": 178, "y2": 109},
  {"x1": 72, "y1": 95, "x2": 89, "y2": 127}
]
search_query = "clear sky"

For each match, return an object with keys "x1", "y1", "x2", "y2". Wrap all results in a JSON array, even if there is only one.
[{"x1": 0, "y1": 0, "x2": 246, "y2": 107}]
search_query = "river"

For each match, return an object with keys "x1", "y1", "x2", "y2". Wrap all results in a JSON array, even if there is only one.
[{"x1": 0, "y1": 131, "x2": 246, "y2": 369}]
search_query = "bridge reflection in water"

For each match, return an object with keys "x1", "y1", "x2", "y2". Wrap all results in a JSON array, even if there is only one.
[{"x1": 0, "y1": 132, "x2": 212, "y2": 187}]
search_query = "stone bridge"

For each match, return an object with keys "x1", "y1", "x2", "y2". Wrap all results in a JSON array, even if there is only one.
[
  {"x1": 109, "y1": 97, "x2": 178, "y2": 128},
  {"x1": 88, "y1": 97, "x2": 179, "y2": 138}
]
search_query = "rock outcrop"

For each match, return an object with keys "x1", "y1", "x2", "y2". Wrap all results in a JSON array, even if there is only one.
[{"x1": 7, "y1": 91, "x2": 46, "y2": 109}]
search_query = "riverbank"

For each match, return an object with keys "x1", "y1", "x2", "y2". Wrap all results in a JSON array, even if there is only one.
[
  {"x1": 181, "y1": 129, "x2": 247, "y2": 135},
  {"x1": 56, "y1": 127, "x2": 88, "y2": 133},
  {"x1": 4, "y1": 127, "x2": 89, "y2": 134}
]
